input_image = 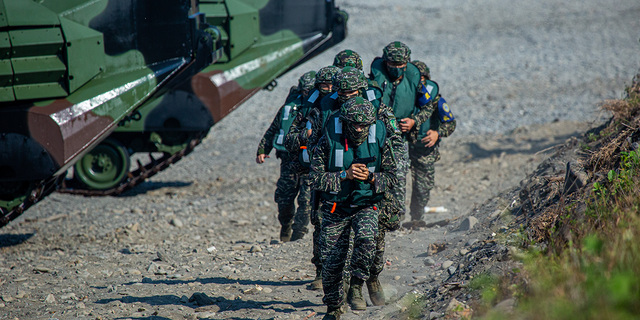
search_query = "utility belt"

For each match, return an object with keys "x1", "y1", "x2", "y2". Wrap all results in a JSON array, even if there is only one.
[{"x1": 321, "y1": 199, "x2": 379, "y2": 214}]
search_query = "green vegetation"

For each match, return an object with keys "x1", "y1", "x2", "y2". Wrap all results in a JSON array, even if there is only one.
[{"x1": 476, "y1": 83, "x2": 640, "y2": 319}]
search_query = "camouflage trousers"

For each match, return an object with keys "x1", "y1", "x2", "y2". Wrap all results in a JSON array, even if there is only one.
[
  {"x1": 320, "y1": 204, "x2": 378, "y2": 308},
  {"x1": 370, "y1": 196, "x2": 402, "y2": 278},
  {"x1": 389, "y1": 140, "x2": 409, "y2": 220},
  {"x1": 310, "y1": 206, "x2": 322, "y2": 272},
  {"x1": 274, "y1": 155, "x2": 300, "y2": 230},
  {"x1": 408, "y1": 145, "x2": 440, "y2": 221},
  {"x1": 291, "y1": 174, "x2": 313, "y2": 239}
]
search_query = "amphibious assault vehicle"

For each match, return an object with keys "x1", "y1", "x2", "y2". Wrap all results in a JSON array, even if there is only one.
[{"x1": 0, "y1": 0, "x2": 347, "y2": 227}]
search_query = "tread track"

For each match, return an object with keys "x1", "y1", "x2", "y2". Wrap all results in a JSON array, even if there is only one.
[
  {"x1": 58, "y1": 134, "x2": 204, "y2": 197},
  {"x1": 0, "y1": 177, "x2": 62, "y2": 228}
]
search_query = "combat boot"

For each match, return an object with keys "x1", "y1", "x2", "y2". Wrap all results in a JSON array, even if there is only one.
[
  {"x1": 290, "y1": 228, "x2": 306, "y2": 241},
  {"x1": 308, "y1": 269, "x2": 323, "y2": 290},
  {"x1": 322, "y1": 304, "x2": 345, "y2": 320},
  {"x1": 280, "y1": 225, "x2": 292, "y2": 242},
  {"x1": 347, "y1": 277, "x2": 366, "y2": 310},
  {"x1": 366, "y1": 276, "x2": 385, "y2": 306}
]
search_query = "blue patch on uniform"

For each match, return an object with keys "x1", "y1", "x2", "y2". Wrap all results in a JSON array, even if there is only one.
[
  {"x1": 438, "y1": 97, "x2": 455, "y2": 122},
  {"x1": 417, "y1": 83, "x2": 432, "y2": 106}
]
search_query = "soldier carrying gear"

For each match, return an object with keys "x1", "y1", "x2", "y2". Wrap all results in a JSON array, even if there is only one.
[
  {"x1": 256, "y1": 71, "x2": 316, "y2": 242},
  {"x1": 310, "y1": 97, "x2": 397, "y2": 319},
  {"x1": 333, "y1": 49, "x2": 364, "y2": 70},
  {"x1": 283, "y1": 65, "x2": 340, "y2": 290},
  {"x1": 404, "y1": 60, "x2": 456, "y2": 227},
  {"x1": 370, "y1": 41, "x2": 434, "y2": 223}
]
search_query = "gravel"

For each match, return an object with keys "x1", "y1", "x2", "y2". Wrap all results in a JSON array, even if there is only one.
[{"x1": 1, "y1": 0, "x2": 639, "y2": 319}]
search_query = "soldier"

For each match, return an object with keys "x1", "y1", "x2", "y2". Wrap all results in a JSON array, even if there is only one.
[
  {"x1": 256, "y1": 71, "x2": 316, "y2": 242},
  {"x1": 406, "y1": 60, "x2": 456, "y2": 225},
  {"x1": 369, "y1": 41, "x2": 433, "y2": 221},
  {"x1": 326, "y1": 67, "x2": 406, "y2": 306},
  {"x1": 284, "y1": 65, "x2": 340, "y2": 290},
  {"x1": 310, "y1": 97, "x2": 397, "y2": 319}
]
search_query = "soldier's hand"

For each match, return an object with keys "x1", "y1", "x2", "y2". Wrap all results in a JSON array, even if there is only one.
[
  {"x1": 307, "y1": 129, "x2": 313, "y2": 137},
  {"x1": 350, "y1": 163, "x2": 369, "y2": 181},
  {"x1": 256, "y1": 154, "x2": 270, "y2": 164},
  {"x1": 399, "y1": 118, "x2": 415, "y2": 132},
  {"x1": 421, "y1": 130, "x2": 439, "y2": 147}
]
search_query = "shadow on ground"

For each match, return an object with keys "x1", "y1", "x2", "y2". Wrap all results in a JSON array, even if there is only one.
[
  {"x1": 118, "y1": 181, "x2": 193, "y2": 197},
  {"x1": 0, "y1": 233, "x2": 35, "y2": 248},
  {"x1": 97, "y1": 294, "x2": 320, "y2": 313},
  {"x1": 123, "y1": 277, "x2": 310, "y2": 287},
  {"x1": 463, "y1": 131, "x2": 582, "y2": 162}
]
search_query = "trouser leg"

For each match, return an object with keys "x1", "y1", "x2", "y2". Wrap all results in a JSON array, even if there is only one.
[
  {"x1": 390, "y1": 141, "x2": 409, "y2": 221},
  {"x1": 320, "y1": 206, "x2": 352, "y2": 308},
  {"x1": 291, "y1": 174, "x2": 312, "y2": 241},
  {"x1": 349, "y1": 207, "x2": 378, "y2": 282},
  {"x1": 311, "y1": 208, "x2": 323, "y2": 272},
  {"x1": 408, "y1": 146, "x2": 438, "y2": 221},
  {"x1": 275, "y1": 158, "x2": 300, "y2": 241}
]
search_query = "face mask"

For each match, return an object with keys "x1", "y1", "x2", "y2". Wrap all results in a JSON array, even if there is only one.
[
  {"x1": 345, "y1": 123, "x2": 369, "y2": 147},
  {"x1": 387, "y1": 65, "x2": 405, "y2": 80}
]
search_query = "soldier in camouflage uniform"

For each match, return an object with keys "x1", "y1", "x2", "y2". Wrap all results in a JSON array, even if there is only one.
[
  {"x1": 321, "y1": 59, "x2": 406, "y2": 304},
  {"x1": 284, "y1": 65, "x2": 340, "y2": 290},
  {"x1": 406, "y1": 60, "x2": 456, "y2": 224},
  {"x1": 256, "y1": 71, "x2": 316, "y2": 242},
  {"x1": 369, "y1": 42, "x2": 434, "y2": 223},
  {"x1": 310, "y1": 97, "x2": 397, "y2": 319}
]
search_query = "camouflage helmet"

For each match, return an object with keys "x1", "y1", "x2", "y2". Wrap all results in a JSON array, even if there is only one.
[
  {"x1": 297, "y1": 70, "x2": 317, "y2": 92},
  {"x1": 332, "y1": 67, "x2": 368, "y2": 92},
  {"x1": 315, "y1": 66, "x2": 340, "y2": 85},
  {"x1": 383, "y1": 41, "x2": 411, "y2": 63},
  {"x1": 340, "y1": 96, "x2": 376, "y2": 125},
  {"x1": 412, "y1": 60, "x2": 430, "y2": 79},
  {"x1": 333, "y1": 49, "x2": 363, "y2": 70}
]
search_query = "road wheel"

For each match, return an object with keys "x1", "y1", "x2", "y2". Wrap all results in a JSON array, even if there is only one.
[{"x1": 74, "y1": 139, "x2": 130, "y2": 190}]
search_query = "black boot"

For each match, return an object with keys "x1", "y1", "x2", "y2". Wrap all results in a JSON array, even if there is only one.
[
  {"x1": 277, "y1": 204, "x2": 295, "y2": 242},
  {"x1": 347, "y1": 277, "x2": 366, "y2": 310},
  {"x1": 290, "y1": 228, "x2": 306, "y2": 241},
  {"x1": 280, "y1": 225, "x2": 292, "y2": 242},
  {"x1": 308, "y1": 268, "x2": 322, "y2": 290},
  {"x1": 366, "y1": 276, "x2": 385, "y2": 306},
  {"x1": 323, "y1": 304, "x2": 345, "y2": 320}
]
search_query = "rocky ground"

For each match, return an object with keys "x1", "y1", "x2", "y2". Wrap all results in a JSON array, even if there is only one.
[{"x1": 1, "y1": 0, "x2": 639, "y2": 319}]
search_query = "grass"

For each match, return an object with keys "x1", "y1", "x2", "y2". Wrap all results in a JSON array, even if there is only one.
[{"x1": 472, "y1": 81, "x2": 640, "y2": 319}]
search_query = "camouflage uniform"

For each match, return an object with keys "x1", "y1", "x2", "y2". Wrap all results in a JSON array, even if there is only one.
[
  {"x1": 314, "y1": 65, "x2": 405, "y2": 303},
  {"x1": 285, "y1": 66, "x2": 340, "y2": 283},
  {"x1": 257, "y1": 71, "x2": 316, "y2": 241},
  {"x1": 310, "y1": 98, "x2": 397, "y2": 316},
  {"x1": 369, "y1": 42, "x2": 433, "y2": 221},
  {"x1": 407, "y1": 61, "x2": 457, "y2": 221}
]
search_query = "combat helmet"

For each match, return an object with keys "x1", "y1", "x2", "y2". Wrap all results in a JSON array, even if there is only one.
[
  {"x1": 315, "y1": 66, "x2": 340, "y2": 85},
  {"x1": 297, "y1": 70, "x2": 317, "y2": 92},
  {"x1": 412, "y1": 60, "x2": 430, "y2": 80},
  {"x1": 383, "y1": 41, "x2": 411, "y2": 63},
  {"x1": 333, "y1": 49, "x2": 364, "y2": 70},
  {"x1": 340, "y1": 96, "x2": 376, "y2": 125},
  {"x1": 332, "y1": 67, "x2": 368, "y2": 92}
]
